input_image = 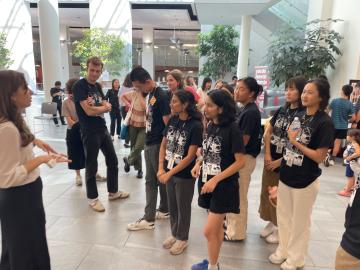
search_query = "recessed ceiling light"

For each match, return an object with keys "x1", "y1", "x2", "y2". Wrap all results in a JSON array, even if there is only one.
[
  {"x1": 154, "y1": 45, "x2": 159, "y2": 49},
  {"x1": 169, "y1": 45, "x2": 176, "y2": 49}
]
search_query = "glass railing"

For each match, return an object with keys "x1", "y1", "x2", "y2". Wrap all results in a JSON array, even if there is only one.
[{"x1": 269, "y1": 0, "x2": 308, "y2": 28}]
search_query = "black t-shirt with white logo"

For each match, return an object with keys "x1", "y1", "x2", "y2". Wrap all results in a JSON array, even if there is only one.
[
  {"x1": 280, "y1": 110, "x2": 334, "y2": 188},
  {"x1": 72, "y1": 78, "x2": 106, "y2": 131},
  {"x1": 237, "y1": 102, "x2": 261, "y2": 158},
  {"x1": 270, "y1": 106, "x2": 304, "y2": 172},
  {"x1": 163, "y1": 116, "x2": 203, "y2": 178},
  {"x1": 341, "y1": 179, "x2": 360, "y2": 260},
  {"x1": 200, "y1": 122, "x2": 245, "y2": 183},
  {"x1": 145, "y1": 86, "x2": 171, "y2": 145}
]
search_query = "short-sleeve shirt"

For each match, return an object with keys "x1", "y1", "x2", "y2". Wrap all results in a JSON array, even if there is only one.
[
  {"x1": 50, "y1": 87, "x2": 63, "y2": 103},
  {"x1": 269, "y1": 106, "x2": 304, "y2": 171},
  {"x1": 330, "y1": 98, "x2": 354, "y2": 129},
  {"x1": 72, "y1": 78, "x2": 106, "y2": 131},
  {"x1": 145, "y1": 86, "x2": 171, "y2": 145},
  {"x1": 201, "y1": 122, "x2": 245, "y2": 183},
  {"x1": 237, "y1": 102, "x2": 261, "y2": 158},
  {"x1": 280, "y1": 111, "x2": 334, "y2": 188},
  {"x1": 61, "y1": 98, "x2": 78, "y2": 129},
  {"x1": 163, "y1": 116, "x2": 203, "y2": 178}
]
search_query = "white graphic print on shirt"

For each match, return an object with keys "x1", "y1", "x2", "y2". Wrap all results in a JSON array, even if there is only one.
[
  {"x1": 165, "y1": 126, "x2": 187, "y2": 165},
  {"x1": 271, "y1": 115, "x2": 290, "y2": 153},
  {"x1": 203, "y1": 135, "x2": 222, "y2": 177},
  {"x1": 88, "y1": 91, "x2": 104, "y2": 118},
  {"x1": 284, "y1": 125, "x2": 312, "y2": 167}
]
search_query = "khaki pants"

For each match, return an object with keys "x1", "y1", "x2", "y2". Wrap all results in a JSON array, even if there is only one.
[
  {"x1": 259, "y1": 167, "x2": 279, "y2": 226},
  {"x1": 226, "y1": 155, "x2": 256, "y2": 240},
  {"x1": 276, "y1": 179, "x2": 320, "y2": 267},
  {"x1": 336, "y1": 246, "x2": 360, "y2": 270}
]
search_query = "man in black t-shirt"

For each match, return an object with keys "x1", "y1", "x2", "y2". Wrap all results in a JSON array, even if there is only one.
[
  {"x1": 72, "y1": 57, "x2": 129, "y2": 212},
  {"x1": 127, "y1": 66, "x2": 171, "y2": 231},
  {"x1": 50, "y1": 81, "x2": 66, "y2": 126}
]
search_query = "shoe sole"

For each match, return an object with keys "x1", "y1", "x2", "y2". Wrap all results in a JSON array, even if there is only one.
[
  {"x1": 90, "y1": 206, "x2": 105, "y2": 212},
  {"x1": 170, "y1": 243, "x2": 188, "y2": 255},
  {"x1": 127, "y1": 225, "x2": 155, "y2": 231},
  {"x1": 269, "y1": 256, "x2": 286, "y2": 265},
  {"x1": 109, "y1": 194, "x2": 130, "y2": 201},
  {"x1": 163, "y1": 241, "x2": 176, "y2": 249}
]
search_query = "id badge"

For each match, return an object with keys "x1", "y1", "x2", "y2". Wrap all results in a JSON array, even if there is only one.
[
  {"x1": 349, "y1": 189, "x2": 357, "y2": 207},
  {"x1": 202, "y1": 162, "x2": 208, "y2": 183},
  {"x1": 167, "y1": 157, "x2": 175, "y2": 170},
  {"x1": 276, "y1": 144, "x2": 283, "y2": 154},
  {"x1": 286, "y1": 156, "x2": 293, "y2": 167}
]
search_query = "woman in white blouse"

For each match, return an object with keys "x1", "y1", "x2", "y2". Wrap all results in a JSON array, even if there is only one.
[{"x1": 0, "y1": 70, "x2": 69, "y2": 269}]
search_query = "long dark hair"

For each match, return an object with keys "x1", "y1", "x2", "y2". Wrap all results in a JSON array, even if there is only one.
[
  {"x1": 307, "y1": 78, "x2": 330, "y2": 110},
  {"x1": 173, "y1": 90, "x2": 202, "y2": 122},
  {"x1": 239, "y1": 77, "x2": 263, "y2": 100},
  {"x1": 112, "y1": 78, "x2": 120, "y2": 90},
  {"x1": 207, "y1": 89, "x2": 236, "y2": 126},
  {"x1": 284, "y1": 76, "x2": 306, "y2": 108},
  {"x1": 0, "y1": 70, "x2": 34, "y2": 146},
  {"x1": 201, "y1": 77, "x2": 212, "y2": 91}
]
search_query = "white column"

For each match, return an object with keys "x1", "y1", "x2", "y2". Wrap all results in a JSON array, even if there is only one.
[
  {"x1": 38, "y1": 0, "x2": 62, "y2": 101},
  {"x1": 60, "y1": 25, "x2": 71, "y2": 84},
  {"x1": 89, "y1": 0, "x2": 132, "y2": 79},
  {"x1": 142, "y1": 27, "x2": 154, "y2": 79},
  {"x1": 0, "y1": 0, "x2": 36, "y2": 92},
  {"x1": 237, "y1": 15, "x2": 252, "y2": 78}
]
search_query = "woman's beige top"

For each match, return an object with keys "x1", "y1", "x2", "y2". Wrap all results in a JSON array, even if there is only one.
[
  {"x1": 62, "y1": 97, "x2": 78, "y2": 129},
  {"x1": 0, "y1": 121, "x2": 40, "y2": 188},
  {"x1": 122, "y1": 90, "x2": 146, "y2": 128}
]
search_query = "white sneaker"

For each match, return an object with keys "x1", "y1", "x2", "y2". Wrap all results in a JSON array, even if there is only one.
[
  {"x1": 127, "y1": 218, "x2": 155, "y2": 231},
  {"x1": 163, "y1": 236, "x2": 176, "y2": 249},
  {"x1": 89, "y1": 199, "x2": 105, "y2": 212},
  {"x1": 260, "y1": 222, "x2": 275, "y2": 238},
  {"x1": 269, "y1": 252, "x2": 286, "y2": 264},
  {"x1": 266, "y1": 228, "x2": 279, "y2": 244},
  {"x1": 329, "y1": 159, "x2": 335, "y2": 166},
  {"x1": 108, "y1": 191, "x2": 130, "y2": 201},
  {"x1": 96, "y1": 173, "x2": 107, "y2": 182},
  {"x1": 155, "y1": 210, "x2": 170, "y2": 220},
  {"x1": 280, "y1": 260, "x2": 299, "y2": 270},
  {"x1": 75, "y1": 175, "x2": 82, "y2": 186},
  {"x1": 169, "y1": 240, "x2": 188, "y2": 255}
]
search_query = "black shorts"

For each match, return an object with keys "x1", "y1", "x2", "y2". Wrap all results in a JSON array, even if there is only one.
[
  {"x1": 198, "y1": 177, "x2": 240, "y2": 214},
  {"x1": 334, "y1": 129, "x2": 347, "y2": 139}
]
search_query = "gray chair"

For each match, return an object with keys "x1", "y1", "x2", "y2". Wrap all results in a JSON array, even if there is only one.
[{"x1": 32, "y1": 102, "x2": 58, "y2": 133}]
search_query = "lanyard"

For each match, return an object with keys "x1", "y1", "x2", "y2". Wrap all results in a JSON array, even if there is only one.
[{"x1": 203, "y1": 123, "x2": 220, "y2": 163}]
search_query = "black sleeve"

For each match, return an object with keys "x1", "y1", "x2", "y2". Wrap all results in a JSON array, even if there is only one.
[
  {"x1": 160, "y1": 91, "x2": 171, "y2": 116},
  {"x1": 314, "y1": 118, "x2": 335, "y2": 149},
  {"x1": 270, "y1": 107, "x2": 281, "y2": 127},
  {"x1": 239, "y1": 110, "x2": 257, "y2": 136},
  {"x1": 104, "y1": 89, "x2": 110, "y2": 101},
  {"x1": 50, "y1": 88, "x2": 55, "y2": 97},
  {"x1": 231, "y1": 124, "x2": 246, "y2": 154},
  {"x1": 72, "y1": 81, "x2": 87, "y2": 102},
  {"x1": 189, "y1": 121, "x2": 203, "y2": 147}
]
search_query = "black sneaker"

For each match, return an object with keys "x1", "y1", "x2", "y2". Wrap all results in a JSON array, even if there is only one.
[
  {"x1": 137, "y1": 170, "x2": 143, "y2": 179},
  {"x1": 123, "y1": 157, "x2": 130, "y2": 173}
]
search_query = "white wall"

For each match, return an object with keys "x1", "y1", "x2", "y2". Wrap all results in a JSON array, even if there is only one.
[
  {"x1": 327, "y1": 0, "x2": 360, "y2": 98},
  {"x1": 0, "y1": 0, "x2": 36, "y2": 91}
]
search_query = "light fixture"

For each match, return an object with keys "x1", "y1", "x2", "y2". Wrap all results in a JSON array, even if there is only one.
[
  {"x1": 169, "y1": 45, "x2": 176, "y2": 49},
  {"x1": 154, "y1": 45, "x2": 159, "y2": 49},
  {"x1": 183, "y1": 44, "x2": 198, "y2": 48},
  {"x1": 188, "y1": 70, "x2": 193, "y2": 74},
  {"x1": 164, "y1": 69, "x2": 170, "y2": 73}
]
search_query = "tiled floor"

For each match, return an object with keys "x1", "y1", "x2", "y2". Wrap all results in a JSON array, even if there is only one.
[{"x1": 15, "y1": 94, "x2": 350, "y2": 269}]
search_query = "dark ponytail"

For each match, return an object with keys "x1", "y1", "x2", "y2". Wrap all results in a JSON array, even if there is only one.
[{"x1": 240, "y1": 77, "x2": 263, "y2": 100}]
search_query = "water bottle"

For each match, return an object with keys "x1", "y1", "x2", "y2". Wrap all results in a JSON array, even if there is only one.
[{"x1": 291, "y1": 117, "x2": 301, "y2": 131}]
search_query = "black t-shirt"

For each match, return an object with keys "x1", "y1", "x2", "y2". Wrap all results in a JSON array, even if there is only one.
[
  {"x1": 200, "y1": 122, "x2": 245, "y2": 183},
  {"x1": 341, "y1": 180, "x2": 360, "y2": 260},
  {"x1": 163, "y1": 116, "x2": 203, "y2": 178},
  {"x1": 280, "y1": 111, "x2": 334, "y2": 188},
  {"x1": 270, "y1": 107, "x2": 305, "y2": 168},
  {"x1": 50, "y1": 87, "x2": 63, "y2": 103},
  {"x1": 105, "y1": 89, "x2": 120, "y2": 110},
  {"x1": 145, "y1": 86, "x2": 171, "y2": 145},
  {"x1": 72, "y1": 78, "x2": 106, "y2": 131},
  {"x1": 237, "y1": 102, "x2": 261, "y2": 157}
]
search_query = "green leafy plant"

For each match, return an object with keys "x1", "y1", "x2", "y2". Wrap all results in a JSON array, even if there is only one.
[
  {"x1": 72, "y1": 28, "x2": 125, "y2": 76},
  {"x1": 198, "y1": 25, "x2": 239, "y2": 79},
  {"x1": 0, "y1": 32, "x2": 13, "y2": 69},
  {"x1": 267, "y1": 19, "x2": 343, "y2": 86}
]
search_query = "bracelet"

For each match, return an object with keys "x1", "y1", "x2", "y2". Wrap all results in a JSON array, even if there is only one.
[{"x1": 196, "y1": 156, "x2": 204, "y2": 162}]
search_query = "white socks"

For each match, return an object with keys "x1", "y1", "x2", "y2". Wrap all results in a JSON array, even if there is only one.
[{"x1": 208, "y1": 263, "x2": 219, "y2": 270}]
